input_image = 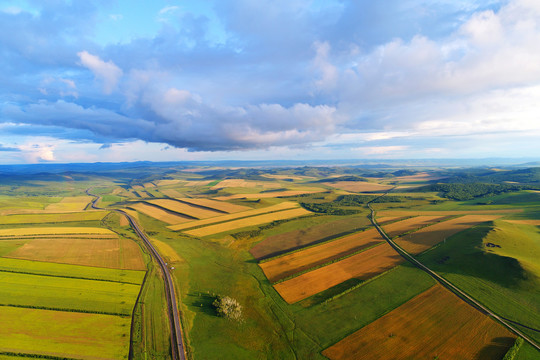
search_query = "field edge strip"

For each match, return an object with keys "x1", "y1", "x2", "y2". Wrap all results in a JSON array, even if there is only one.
[{"x1": 0, "y1": 303, "x2": 130, "y2": 317}]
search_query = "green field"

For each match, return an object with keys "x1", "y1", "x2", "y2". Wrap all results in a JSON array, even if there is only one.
[
  {"x1": 0, "y1": 257, "x2": 145, "y2": 284},
  {"x1": 131, "y1": 267, "x2": 171, "y2": 359},
  {"x1": 0, "y1": 271, "x2": 141, "y2": 315},
  {"x1": 0, "y1": 306, "x2": 130, "y2": 359}
]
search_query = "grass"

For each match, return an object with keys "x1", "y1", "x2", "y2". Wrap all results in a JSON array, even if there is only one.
[
  {"x1": 417, "y1": 221, "x2": 540, "y2": 344},
  {"x1": 0, "y1": 306, "x2": 130, "y2": 359},
  {"x1": 0, "y1": 271, "x2": 141, "y2": 315},
  {"x1": 130, "y1": 266, "x2": 171, "y2": 360},
  {"x1": 0, "y1": 257, "x2": 145, "y2": 284},
  {"x1": 516, "y1": 342, "x2": 540, "y2": 359}
]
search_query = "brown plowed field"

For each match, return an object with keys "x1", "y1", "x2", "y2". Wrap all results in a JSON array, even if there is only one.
[
  {"x1": 177, "y1": 198, "x2": 250, "y2": 213},
  {"x1": 260, "y1": 228, "x2": 384, "y2": 283},
  {"x1": 128, "y1": 203, "x2": 191, "y2": 225},
  {"x1": 147, "y1": 199, "x2": 222, "y2": 219},
  {"x1": 274, "y1": 243, "x2": 403, "y2": 304},
  {"x1": 323, "y1": 285, "x2": 515, "y2": 360},
  {"x1": 185, "y1": 208, "x2": 311, "y2": 237},
  {"x1": 382, "y1": 215, "x2": 449, "y2": 238},
  {"x1": 250, "y1": 216, "x2": 372, "y2": 260},
  {"x1": 395, "y1": 215, "x2": 502, "y2": 254},
  {"x1": 6, "y1": 237, "x2": 145, "y2": 270}
]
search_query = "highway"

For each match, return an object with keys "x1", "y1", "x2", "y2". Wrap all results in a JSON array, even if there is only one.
[
  {"x1": 367, "y1": 199, "x2": 540, "y2": 352},
  {"x1": 86, "y1": 190, "x2": 187, "y2": 360}
]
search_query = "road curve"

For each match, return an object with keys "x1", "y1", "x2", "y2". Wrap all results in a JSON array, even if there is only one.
[
  {"x1": 86, "y1": 190, "x2": 187, "y2": 360},
  {"x1": 367, "y1": 199, "x2": 540, "y2": 352}
]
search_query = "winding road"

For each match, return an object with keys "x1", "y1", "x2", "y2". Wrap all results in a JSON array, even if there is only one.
[
  {"x1": 86, "y1": 190, "x2": 186, "y2": 360},
  {"x1": 367, "y1": 198, "x2": 540, "y2": 352}
]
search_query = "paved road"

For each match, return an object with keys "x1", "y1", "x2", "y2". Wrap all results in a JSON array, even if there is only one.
[
  {"x1": 86, "y1": 190, "x2": 187, "y2": 360},
  {"x1": 367, "y1": 199, "x2": 540, "y2": 352}
]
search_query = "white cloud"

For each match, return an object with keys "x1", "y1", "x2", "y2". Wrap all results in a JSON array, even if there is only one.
[
  {"x1": 159, "y1": 6, "x2": 180, "y2": 15},
  {"x1": 77, "y1": 51, "x2": 123, "y2": 94}
]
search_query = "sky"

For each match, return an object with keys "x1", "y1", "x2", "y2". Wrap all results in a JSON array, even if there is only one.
[{"x1": 1, "y1": 0, "x2": 540, "y2": 163}]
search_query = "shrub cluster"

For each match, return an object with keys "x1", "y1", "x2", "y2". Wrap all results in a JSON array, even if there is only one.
[{"x1": 213, "y1": 295, "x2": 242, "y2": 321}]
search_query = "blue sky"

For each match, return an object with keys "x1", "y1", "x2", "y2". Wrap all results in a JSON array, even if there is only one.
[{"x1": 1, "y1": 0, "x2": 540, "y2": 163}]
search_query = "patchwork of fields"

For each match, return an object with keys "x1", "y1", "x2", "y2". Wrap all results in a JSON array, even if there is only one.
[
  {"x1": 323, "y1": 285, "x2": 515, "y2": 360},
  {"x1": 0, "y1": 208, "x2": 147, "y2": 360},
  {"x1": 3, "y1": 168, "x2": 540, "y2": 360}
]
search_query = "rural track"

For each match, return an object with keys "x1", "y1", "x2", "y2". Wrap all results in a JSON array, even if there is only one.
[
  {"x1": 367, "y1": 195, "x2": 540, "y2": 352},
  {"x1": 86, "y1": 189, "x2": 187, "y2": 360}
]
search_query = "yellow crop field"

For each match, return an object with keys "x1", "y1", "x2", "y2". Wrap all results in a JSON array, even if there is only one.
[
  {"x1": 260, "y1": 228, "x2": 384, "y2": 282},
  {"x1": 147, "y1": 199, "x2": 222, "y2": 219},
  {"x1": 177, "y1": 198, "x2": 250, "y2": 213},
  {"x1": 382, "y1": 215, "x2": 449, "y2": 238},
  {"x1": 168, "y1": 201, "x2": 299, "y2": 231},
  {"x1": 0, "y1": 227, "x2": 115, "y2": 237},
  {"x1": 161, "y1": 189, "x2": 184, "y2": 198},
  {"x1": 185, "y1": 208, "x2": 311, "y2": 237},
  {"x1": 323, "y1": 285, "x2": 515, "y2": 360},
  {"x1": 6, "y1": 237, "x2": 146, "y2": 270},
  {"x1": 128, "y1": 203, "x2": 191, "y2": 225},
  {"x1": 0, "y1": 211, "x2": 107, "y2": 225},
  {"x1": 151, "y1": 238, "x2": 183, "y2": 263},
  {"x1": 395, "y1": 215, "x2": 502, "y2": 254},
  {"x1": 274, "y1": 243, "x2": 402, "y2": 303},
  {"x1": 132, "y1": 185, "x2": 144, "y2": 191},
  {"x1": 143, "y1": 182, "x2": 156, "y2": 188},
  {"x1": 0, "y1": 306, "x2": 131, "y2": 359},
  {"x1": 324, "y1": 181, "x2": 394, "y2": 192},
  {"x1": 214, "y1": 190, "x2": 323, "y2": 200}
]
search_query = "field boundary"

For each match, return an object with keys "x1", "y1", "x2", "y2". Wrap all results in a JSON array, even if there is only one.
[
  {"x1": 0, "y1": 268, "x2": 142, "y2": 285},
  {"x1": 0, "y1": 351, "x2": 79, "y2": 360},
  {"x1": 0, "y1": 303, "x2": 130, "y2": 317}
]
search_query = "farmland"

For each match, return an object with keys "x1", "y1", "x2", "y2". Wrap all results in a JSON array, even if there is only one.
[
  {"x1": 168, "y1": 201, "x2": 299, "y2": 231},
  {"x1": 323, "y1": 285, "x2": 515, "y2": 360},
  {"x1": 147, "y1": 199, "x2": 223, "y2": 218},
  {"x1": 0, "y1": 306, "x2": 131, "y2": 359},
  {"x1": 185, "y1": 207, "x2": 311, "y2": 237},
  {"x1": 128, "y1": 202, "x2": 192, "y2": 224},
  {"x1": 1, "y1": 163, "x2": 540, "y2": 359}
]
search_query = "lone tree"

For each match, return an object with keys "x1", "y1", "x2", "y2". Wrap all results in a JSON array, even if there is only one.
[{"x1": 213, "y1": 295, "x2": 243, "y2": 321}]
